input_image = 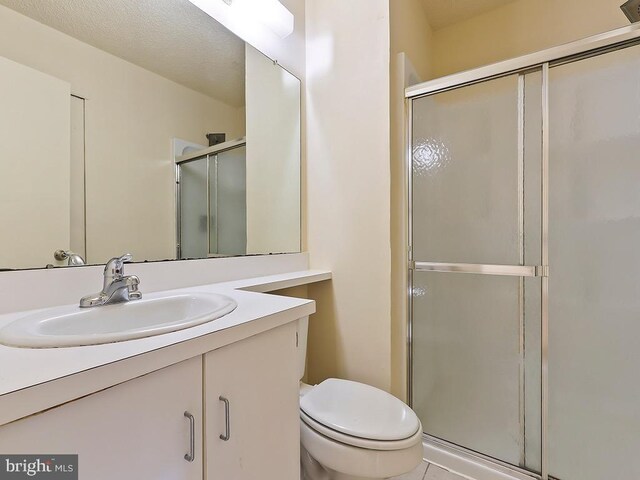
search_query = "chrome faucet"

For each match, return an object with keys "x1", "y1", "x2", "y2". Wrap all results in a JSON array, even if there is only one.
[{"x1": 80, "y1": 253, "x2": 142, "y2": 308}]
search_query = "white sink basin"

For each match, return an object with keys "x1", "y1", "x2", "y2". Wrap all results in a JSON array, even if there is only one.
[{"x1": 0, "y1": 293, "x2": 237, "y2": 348}]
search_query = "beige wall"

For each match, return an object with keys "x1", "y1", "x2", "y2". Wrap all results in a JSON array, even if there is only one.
[
  {"x1": 305, "y1": 0, "x2": 392, "y2": 391},
  {"x1": 0, "y1": 56, "x2": 70, "y2": 270},
  {"x1": 0, "y1": 4, "x2": 245, "y2": 265},
  {"x1": 432, "y1": 0, "x2": 627, "y2": 77},
  {"x1": 390, "y1": 0, "x2": 434, "y2": 81},
  {"x1": 303, "y1": 0, "x2": 432, "y2": 397},
  {"x1": 389, "y1": 0, "x2": 433, "y2": 400}
]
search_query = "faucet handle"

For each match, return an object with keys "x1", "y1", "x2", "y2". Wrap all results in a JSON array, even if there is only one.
[
  {"x1": 104, "y1": 253, "x2": 133, "y2": 278},
  {"x1": 117, "y1": 253, "x2": 133, "y2": 264}
]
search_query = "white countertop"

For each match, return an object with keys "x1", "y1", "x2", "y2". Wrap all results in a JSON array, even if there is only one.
[{"x1": 0, "y1": 269, "x2": 330, "y2": 425}]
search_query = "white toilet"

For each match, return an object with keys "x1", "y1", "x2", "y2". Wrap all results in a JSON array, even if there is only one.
[{"x1": 297, "y1": 318, "x2": 423, "y2": 480}]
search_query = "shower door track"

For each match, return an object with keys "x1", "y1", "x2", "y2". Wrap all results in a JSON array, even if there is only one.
[
  {"x1": 405, "y1": 23, "x2": 640, "y2": 480},
  {"x1": 423, "y1": 434, "x2": 540, "y2": 480}
]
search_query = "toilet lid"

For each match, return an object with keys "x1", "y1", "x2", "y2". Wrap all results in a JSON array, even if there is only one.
[{"x1": 300, "y1": 378, "x2": 420, "y2": 441}]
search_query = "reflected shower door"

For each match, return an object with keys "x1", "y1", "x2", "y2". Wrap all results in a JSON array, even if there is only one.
[
  {"x1": 210, "y1": 146, "x2": 247, "y2": 256},
  {"x1": 411, "y1": 72, "x2": 542, "y2": 472},
  {"x1": 178, "y1": 144, "x2": 247, "y2": 259},
  {"x1": 178, "y1": 156, "x2": 208, "y2": 259},
  {"x1": 548, "y1": 44, "x2": 640, "y2": 480}
]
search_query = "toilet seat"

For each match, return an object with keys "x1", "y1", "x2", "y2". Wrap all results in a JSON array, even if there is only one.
[
  {"x1": 301, "y1": 409, "x2": 422, "y2": 451},
  {"x1": 300, "y1": 378, "x2": 422, "y2": 450}
]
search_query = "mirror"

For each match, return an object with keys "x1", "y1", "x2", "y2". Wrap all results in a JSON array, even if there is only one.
[{"x1": 0, "y1": 0, "x2": 301, "y2": 270}]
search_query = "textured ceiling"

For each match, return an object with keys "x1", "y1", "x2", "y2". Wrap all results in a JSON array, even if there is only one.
[
  {"x1": 422, "y1": 0, "x2": 518, "y2": 29},
  {"x1": 0, "y1": 0, "x2": 245, "y2": 106}
]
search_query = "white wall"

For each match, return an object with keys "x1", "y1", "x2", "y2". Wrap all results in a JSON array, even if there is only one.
[
  {"x1": 305, "y1": 0, "x2": 392, "y2": 391},
  {"x1": 0, "y1": 4, "x2": 245, "y2": 265},
  {"x1": 245, "y1": 45, "x2": 301, "y2": 255}
]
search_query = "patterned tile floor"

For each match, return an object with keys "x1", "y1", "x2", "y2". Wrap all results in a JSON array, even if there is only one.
[{"x1": 392, "y1": 461, "x2": 469, "y2": 480}]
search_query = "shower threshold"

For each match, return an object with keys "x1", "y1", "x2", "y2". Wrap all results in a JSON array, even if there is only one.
[{"x1": 422, "y1": 434, "x2": 539, "y2": 480}]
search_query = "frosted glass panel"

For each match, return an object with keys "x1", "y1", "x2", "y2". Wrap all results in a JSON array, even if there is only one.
[
  {"x1": 412, "y1": 75, "x2": 535, "y2": 265},
  {"x1": 411, "y1": 71, "x2": 543, "y2": 473},
  {"x1": 523, "y1": 71, "x2": 543, "y2": 268},
  {"x1": 179, "y1": 157, "x2": 208, "y2": 259},
  {"x1": 549, "y1": 45, "x2": 640, "y2": 480},
  {"x1": 522, "y1": 71, "x2": 542, "y2": 472},
  {"x1": 412, "y1": 272, "x2": 541, "y2": 468},
  {"x1": 211, "y1": 147, "x2": 247, "y2": 256}
]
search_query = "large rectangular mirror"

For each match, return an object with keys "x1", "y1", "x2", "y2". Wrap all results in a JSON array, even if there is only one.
[{"x1": 0, "y1": 0, "x2": 301, "y2": 270}]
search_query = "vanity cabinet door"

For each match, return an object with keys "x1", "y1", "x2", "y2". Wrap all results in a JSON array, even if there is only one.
[
  {"x1": 205, "y1": 322, "x2": 299, "y2": 480},
  {"x1": 0, "y1": 357, "x2": 203, "y2": 480}
]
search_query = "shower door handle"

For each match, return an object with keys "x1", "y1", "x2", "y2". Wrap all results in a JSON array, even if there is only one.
[{"x1": 412, "y1": 262, "x2": 548, "y2": 277}]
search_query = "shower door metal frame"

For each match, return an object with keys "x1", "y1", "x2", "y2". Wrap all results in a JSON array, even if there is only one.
[{"x1": 405, "y1": 23, "x2": 640, "y2": 480}]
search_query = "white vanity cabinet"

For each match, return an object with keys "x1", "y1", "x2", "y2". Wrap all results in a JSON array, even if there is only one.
[
  {"x1": 0, "y1": 357, "x2": 203, "y2": 480},
  {"x1": 204, "y1": 322, "x2": 300, "y2": 480},
  {"x1": 0, "y1": 321, "x2": 302, "y2": 480}
]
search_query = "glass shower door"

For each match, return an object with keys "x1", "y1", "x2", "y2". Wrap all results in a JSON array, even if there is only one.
[
  {"x1": 411, "y1": 72, "x2": 543, "y2": 472},
  {"x1": 178, "y1": 156, "x2": 208, "y2": 259},
  {"x1": 210, "y1": 146, "x2": 247, "y2": 256},
  {"x1": 548, "y1": 43, "x2": 640, "y2": 480},
  {"x1": 178, "y1": 143, "x2": 247, "y2": 259}
]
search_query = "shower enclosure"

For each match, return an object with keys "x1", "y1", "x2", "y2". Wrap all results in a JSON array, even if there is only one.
[
  {"x1": 407, "y1": 26, "x2": 640, "y2": 480},
  {"x1": 176, "y1": 140, "x2": 247, "y2": 259}
]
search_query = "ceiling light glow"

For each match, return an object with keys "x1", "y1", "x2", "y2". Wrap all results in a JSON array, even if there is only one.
[{"x1": 188, "y1": 0, "x2": 294, "y2": 39}]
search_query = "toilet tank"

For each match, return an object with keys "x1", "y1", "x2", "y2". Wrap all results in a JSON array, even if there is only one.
[{"x1": 296, "y1": 316, "x2": 309, "y2": 381}]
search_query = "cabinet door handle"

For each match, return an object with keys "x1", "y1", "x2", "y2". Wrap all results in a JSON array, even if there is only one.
[
  {"x1": 184, "y1": 411, "x2": 195, "y2": 462},
  {"x1": 219, "y1": 396, "x2": 231, "y2": 441}
]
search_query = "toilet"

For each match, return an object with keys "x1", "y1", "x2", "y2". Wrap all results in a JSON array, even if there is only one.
[{"x1": 297, "y1": 317, "x2": 423, "y2": 480}]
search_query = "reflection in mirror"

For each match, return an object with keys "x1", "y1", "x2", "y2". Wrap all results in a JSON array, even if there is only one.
[
  {"x1": 0, "y1": 0, "x2": 300, "y2": 270},
  {"x1": 177, "y1": 141, "x2": 248, "y2": 259}
]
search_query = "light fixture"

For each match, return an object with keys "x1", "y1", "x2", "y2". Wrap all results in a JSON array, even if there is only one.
[
  {"x1": 188, "y1": 0, "x2": 294, "y2": 39},
  {"x1": 621, "y1": 0, "x2": 640, "y2": 23}
]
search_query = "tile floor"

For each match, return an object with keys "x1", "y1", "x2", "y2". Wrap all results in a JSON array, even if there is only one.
[{"x1": 392, "y1": 461, "x2": 469, "y2": 480}]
